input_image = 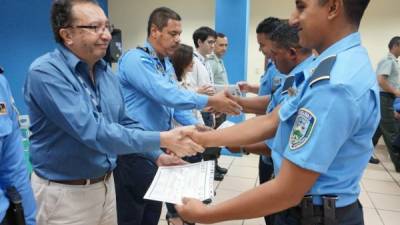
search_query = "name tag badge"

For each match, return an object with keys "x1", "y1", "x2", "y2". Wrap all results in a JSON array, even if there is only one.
[{"x1": 0, "y1": 102, "x2": 7, "y2": 115}]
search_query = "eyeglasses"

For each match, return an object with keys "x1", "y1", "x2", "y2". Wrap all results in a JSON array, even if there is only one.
[
  {"x1": 70, "y1": 23, "x2": 114, "y2": 34},
  {"x1": 206, "y1": 40, "x2": 216, "y2": 45}
]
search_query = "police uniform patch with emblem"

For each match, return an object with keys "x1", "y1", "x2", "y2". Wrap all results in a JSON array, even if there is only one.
[
  {"x1": 289, "y1": 108, "x2": 316, "y2": 150},
  {"x1": 0, "y1": 102, "x2": 7, "y2": 115}
]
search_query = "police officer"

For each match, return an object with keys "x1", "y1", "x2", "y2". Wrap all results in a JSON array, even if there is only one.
[
  {"x1": 177, "y1": 0, "x2": 378, "y2": 224},
  {"x1": 0, "y1": 67, "x2": 36, "y2": 225},
  {"x1": 227, "y1": 21, "x2": 315, "y2": 225},
  {"x1": 115, "y1": 7, "x2": 241, "y2": 225}
]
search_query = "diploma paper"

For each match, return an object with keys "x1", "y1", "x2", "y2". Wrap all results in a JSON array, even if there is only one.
[
  {"x1": 144, "y1": 161, "x2": 215, "y2": 204},
  {"x1": 213, "y1": 84, "x2": 242, "y2": 96}
]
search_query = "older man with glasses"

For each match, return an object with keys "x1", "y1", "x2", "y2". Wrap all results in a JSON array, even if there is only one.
[{"x1": 23, "y1": 1, "x2": 203, "y2": 225}]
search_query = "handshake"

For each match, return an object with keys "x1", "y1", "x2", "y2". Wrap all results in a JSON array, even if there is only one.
[{"x1": 159, "y1": 125, "x2": 213, "y2": 158}]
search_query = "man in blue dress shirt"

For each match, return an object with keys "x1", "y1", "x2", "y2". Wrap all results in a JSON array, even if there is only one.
[
  {"x1": 177, "y1": 0, "x2": 379, "y2": 224},
  {"x1": 115, "y1": 7, "x2": 241, "y2": 225},
  {"x1": 0, "y1": 68, "x2": 36, "y2": 225},
  {"x1": 23, "y1": 1, "x2": 203, "y2": 225}
]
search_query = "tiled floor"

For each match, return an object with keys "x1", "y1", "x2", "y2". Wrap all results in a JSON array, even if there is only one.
[{"x1": 158, "y1": 141, "x2": 400, "y2": 225}]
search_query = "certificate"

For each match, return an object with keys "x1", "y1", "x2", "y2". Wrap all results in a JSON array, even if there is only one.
[
  {"x1": 213, "y1": 84, "x2": 242, "y2": 96},
  {"x1": 144, "y1": 161, "x2": 215, "y2": 204}
]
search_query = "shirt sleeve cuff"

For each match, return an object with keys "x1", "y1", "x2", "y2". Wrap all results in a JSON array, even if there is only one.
[
  {"x1": 138, "y1": 131, "x2": 161, "y2": 152},
  {"x1": 146, "y1": 149, "x2": 164, "y2": 163},
  {"x1": 196, "y1": 94, "x2": 209, "y2": 109}
]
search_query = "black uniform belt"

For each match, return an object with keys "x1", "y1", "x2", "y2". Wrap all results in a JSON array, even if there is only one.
[
  {"x1": 289, "y1": 200, "x2": 359, "y2": 217},
  {"x1": 286, "y1": 196, "x2": 360, "y2": 225},
  {"x1": 380, "y1": 92, "x2": 395, "y2": 99},
  {"x1": 47, "y1": 171, "x2": 112, "y2": 185}
]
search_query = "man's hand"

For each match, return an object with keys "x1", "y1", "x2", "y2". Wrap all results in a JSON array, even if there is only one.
[
  {"x1": 197, "y1": 84, "x2": 215, "y2": 96},
  {"x1": 175, "y1": 198, "x2": 210, "y2": 224},
  {"x1": 207, "y1": 90, "x2": 242, "y2": 115},
  {"x1": 156, "y1": 153, "x2": 187, "y2": 167},
  {"x1": 395, "y1": 111, "x2": 400, "y2": 120},
  {"x1": 160, "y1": 126, "x2": 204, "y2": 157}
]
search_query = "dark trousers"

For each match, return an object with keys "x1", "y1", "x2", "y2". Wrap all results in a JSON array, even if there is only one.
[
  {"x1": 259, "y1": 156, "x2": 275, "y2": 225},
  {"x1": 373, "y1": 93, "x2": 400, "y2": 168},
  {"x1": 271, "y1": 200, "x2": 364, "y2": 225},
  {"x1": 201, "y1": 112, "x2": 223, "y2": 163},
  {"x1": 114, "y1": 155, "x2": 161, "y2": 225},
  {"x1": 0, "y1": 216, "x2": 9, "y2": 225}
]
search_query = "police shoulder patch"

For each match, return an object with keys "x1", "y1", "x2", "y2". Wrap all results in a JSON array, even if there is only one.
[
  {"x1": 289, "y1": 108, "x2": 316, "y2": 150},
  {"x1": 0, "y1": 102, "x2": 7, "y2": 115},
  {"x1": 140, "y1": 57, "x2": 153, "y2": 64},
  {"x1": 309, "y1": 55, "x2": 336, "y2": 87},
  {"x1": 281, "y1": 75, "x2": 295, "y2": 95}
]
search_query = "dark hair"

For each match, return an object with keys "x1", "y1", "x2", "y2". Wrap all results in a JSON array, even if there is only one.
[
  {"x1": 147, "y1": 7, "x2": 181, "y2": 37},
  {"x1": 271, "y1": 22, "x2": 312, "y2": 54},
  {"x1": 389, "y1": 36, "x2": 400, "y2": 50},
  {"x1": 217, "y1": 32, "x2": 226, "y2": 38},
  {"x1": 192, "y1": 26, "x2": 217, "y2": 48},
  {"x1": 256, "y1": 17, "x2": 282, "y2": 37},
  {"x1": 171, "y1": 44, "x2": 193, "y2": 81},
  {"x1": 51, "y1": 0, "x2": 99, "y2": 43},
  {"x1": 271, "y1": 22, "x2": 298, "y2": 49},
  {"x1": 319, "y1": 0, "x2": 370, "y2": 26}
]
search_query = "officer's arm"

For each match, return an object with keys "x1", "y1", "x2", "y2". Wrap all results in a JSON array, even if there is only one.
[
  {"x1": 236, "y1": 95, "x2": 270, "y2": 114},
  {"x1": 227, "y1": 142, "x2": 271, "y2": 156},
  {"x1": 377, "y1": 75, "x2": 400, "y2": 96},
  {"x1": 177, "y1": 159, "x2": 319, "y2": 223},
  {"x1": 243, "y1": 142, "x2": 271, "y2": 156},
  {"x1": 119, "y1": 53, "x2": 208, "y2": 110},
  {"x1": 1, "y1": 80, "x2": 36, "y2": 225},
  {"x1": 185, "y1": 105, "x2": 280, "y2": 147}
]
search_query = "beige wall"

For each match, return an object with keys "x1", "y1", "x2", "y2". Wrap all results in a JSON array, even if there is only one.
[
  {"x1": 109, "y1": 0, "x2": 400, "y2": 83},
  {"x1": 108, "y1": 0, "x2": 214, "y2": 52}
]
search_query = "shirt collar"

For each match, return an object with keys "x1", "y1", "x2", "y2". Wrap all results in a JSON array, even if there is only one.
[
  {"x1": 316, "y1": 32, "x2": 361, "y2": 63},
  {"x1": 290, "y1": 55, "x2": 315, "y2": 76},
  {"x1": 144, "y1": 41, "x2": 171, "y2": 61},
  {"x1": 57, "y1": 44, "x2": 108, "y2": 72},
  {"x1": 194, "y1": 50, "x2": 206, "y2": 63},
  {"x1": 388, "y1": 52, "x2": 398, "y2": 62}
]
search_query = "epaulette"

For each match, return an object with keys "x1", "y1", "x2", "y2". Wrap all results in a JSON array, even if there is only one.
[
  {"x1": 281, "y1": 75, "x2": 295, "y2": 95},
  {"x1": 309, "y1": 55, "x2": 336, "y2": 87},
  {"x1": 136, "y1": 46, "x2": 150, "y2": 54}
]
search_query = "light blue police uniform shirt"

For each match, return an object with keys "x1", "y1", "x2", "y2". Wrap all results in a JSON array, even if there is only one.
[
  {"x1": 265, "y1": 55, "x2": 315, "y2": 150},
  {"x1": 258, "y1": 61, "x2": 285, "y2": 97},
  {"x1": 118, "y1": 42, "x2": 207, "y2": 161},
  {"x1": 258, "y1": 61, "x2": 286, "y2": 164},
  {"x1": 272, "y1": 33, "x2": 380, "y2": 207},
  {"x1": 24, "y1": 45, "x2": 161, "y2": 180},
  {"x1": 0, "y1": 74, "x2": 36, "y2": 225}
]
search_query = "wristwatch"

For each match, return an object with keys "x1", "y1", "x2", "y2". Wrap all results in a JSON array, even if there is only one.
[{"x1": 241, "y1": 146, "x2": 250, "y2": 155}]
